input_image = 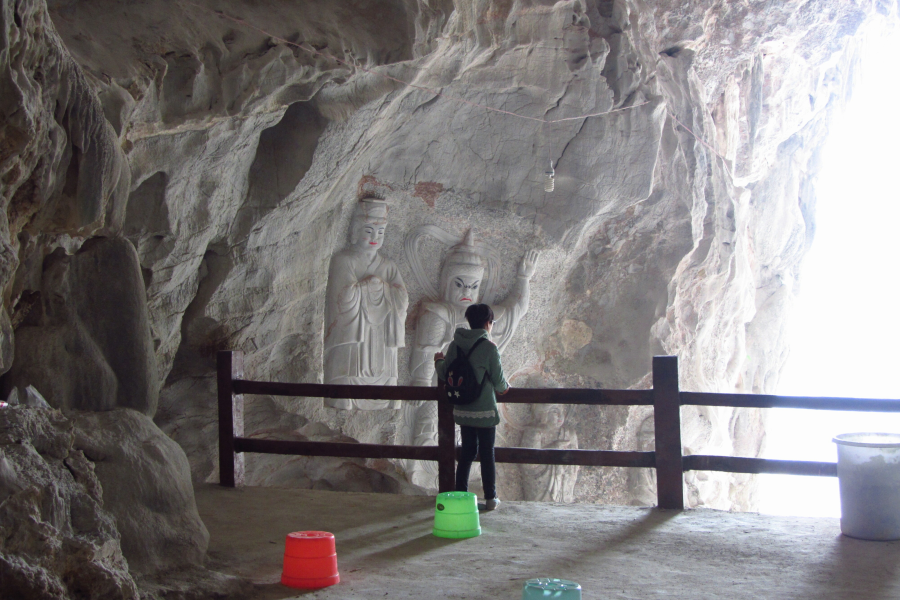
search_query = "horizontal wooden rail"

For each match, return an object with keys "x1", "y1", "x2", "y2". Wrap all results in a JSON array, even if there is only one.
[
  {"x1": 234, "y1": 438, "x2": 440, "y2": 461},
  {"x1": 232, "y1": 438, "x2": 656, "y2": 469},
  {"x1": 493, "y1": 447, "x2": 655, "y2": 468},
  {"x1": 233, "y1": 379, "x2": 651, "y2": 406},
  {"x1": 499, "y1": 388, "x2": 653, "y2": 406},
  {"x1": 232, "y1": 381, "x2": 900, "y2": 412},
  {"x1": 681, "y1": 392, "x2": 900, "y2": 412},
  {"x1": 683, "y1": 455, "x2": 837, "y2": 477},
  {"x1": 234, "y1": 380, "x2": 440, "y2": 401}
]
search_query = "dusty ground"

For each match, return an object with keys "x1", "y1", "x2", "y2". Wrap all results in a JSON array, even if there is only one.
[{"x1": 195, "y1": 484, "x2": 900, "y2": 599}]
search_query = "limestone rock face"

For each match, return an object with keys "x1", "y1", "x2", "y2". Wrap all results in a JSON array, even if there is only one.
[
  {"x1": 1, "y1": 0, "x2": 130, "y2": 358},
  {"x1": 72, "y1": 408, "x2": 210, "y2": 575},
  {"x1": 0, "y1": 406, "x2": 139, "y2": 600},
  {"x1": 6, "y1": 237, "x2": 159, "y2": 415},
  {"x1": 0, "y1": 406, "x2": 241, "y2": 599},
  {"x1": 1, "y1": 0, "x2": 896, "y2": 511}
]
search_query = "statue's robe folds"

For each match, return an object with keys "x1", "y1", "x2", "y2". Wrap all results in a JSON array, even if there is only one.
[{"x1": 323, "y1": 250, "x2": 407, "y2": 410}]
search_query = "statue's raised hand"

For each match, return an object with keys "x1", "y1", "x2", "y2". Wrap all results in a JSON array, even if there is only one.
[{"x1": 518, "y1": 249, "x2": 540, "y2": 279}]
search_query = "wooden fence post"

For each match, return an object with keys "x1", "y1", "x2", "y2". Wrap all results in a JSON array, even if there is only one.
[
  {"x1": 218, "y1": 350, "x2": 245, "y2": 487},
  {"x1": 437, "y1": 383, "x2": 456, "y2": 493},
  {"x1": 653, "y1": 355, "x2": 684, "y2": 509}
]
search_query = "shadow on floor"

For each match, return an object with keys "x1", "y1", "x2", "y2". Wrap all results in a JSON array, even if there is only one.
[
  {"x1": 367, "y1": 532, "x2": 470, "y2": 562},
  {"x1": 805, "y1": 534, "x2": 900, "y2": 600}
]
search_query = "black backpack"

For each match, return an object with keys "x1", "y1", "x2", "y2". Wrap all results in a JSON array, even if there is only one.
[{"x1": 444, "y1": 338, "x2": 488, "y2": 406}]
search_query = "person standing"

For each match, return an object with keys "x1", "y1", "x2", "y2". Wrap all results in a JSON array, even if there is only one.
[
  {"x1": 434, "y1": 303, "x2": 509, "y2": 510},
  {"x1": 405, "y1": 232, "x2": 536, "y2": 489}
]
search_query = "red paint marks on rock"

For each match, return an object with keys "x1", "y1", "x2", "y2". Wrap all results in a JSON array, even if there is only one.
[
  {"x1": 413, "y1": 182, "x2": 444, "y2": 208},
  {"x1": 357, "y1": 175, "x2": 394, "y2": 199}
]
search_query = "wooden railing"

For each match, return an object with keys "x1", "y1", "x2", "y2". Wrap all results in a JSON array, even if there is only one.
[{"x1": 217, "y1": 351, "x2": 900, "y2": 509}]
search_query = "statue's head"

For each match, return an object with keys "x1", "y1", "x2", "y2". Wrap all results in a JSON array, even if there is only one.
[
  {"x1": 440, "y1": 230, "x2": 485, "y2": 307},
  {"x1": 532, "y1": 403, "x2": 565, "y2": 429},
  {"x1": 349, "y1": 198, "x2": 388, "y2": 251}
]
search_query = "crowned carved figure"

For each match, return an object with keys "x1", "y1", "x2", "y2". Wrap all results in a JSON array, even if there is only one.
[
  {"x1": 405, "y1": 229, "x2": 539, "y2": 487},
  {"x1": 323, "y1": 199, "x2": 409, "y2": 410}
]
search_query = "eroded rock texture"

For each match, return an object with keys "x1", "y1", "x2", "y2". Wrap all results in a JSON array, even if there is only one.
[
  {"x1": 6, "y1": 237, "x2": 158, "y2": 414},
  {"x1": 0, "y1": 406, "x2": 139, "y2": 600},
  {"x1": 72, "y1": 408, "x2": 210, "y2": 575},
  {"x1": 0, "y1": 405, "x2": 247, "y2": 599},
  {"x1": 2, "y1": 0, "x2": 897, "y2": 510}
]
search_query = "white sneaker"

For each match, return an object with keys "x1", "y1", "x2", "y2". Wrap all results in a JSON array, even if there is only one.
[{"x1": 481, "y1": 497, "x2": 500, "y2": 511}]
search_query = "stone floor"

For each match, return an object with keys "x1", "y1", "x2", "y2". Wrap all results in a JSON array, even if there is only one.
[{"x1": 195, "y1": 484, "x2": 900, "y2": 599}]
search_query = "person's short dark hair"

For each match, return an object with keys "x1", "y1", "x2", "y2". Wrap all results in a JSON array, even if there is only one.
[{"x1": 464, "y1": 304, "x2": 494, "y2": 329}]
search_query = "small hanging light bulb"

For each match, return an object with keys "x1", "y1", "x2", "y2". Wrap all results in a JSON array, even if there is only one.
[{"x1": 544, "y1": 161, "x2": 555, "y2": 193}]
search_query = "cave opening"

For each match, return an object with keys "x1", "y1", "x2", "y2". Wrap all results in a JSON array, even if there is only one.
[{"x1": 759, "y1": 21, "x2": 900, "y2": 518}]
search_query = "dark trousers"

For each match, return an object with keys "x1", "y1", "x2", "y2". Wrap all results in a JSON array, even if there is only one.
[{"x1": 455, "y1": 425, "x2": 496, "y2": 500}]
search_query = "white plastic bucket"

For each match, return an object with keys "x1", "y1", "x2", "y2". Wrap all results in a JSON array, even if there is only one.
[{"x1": 833, "y1": 433, "x2": 900, "y2": 540}]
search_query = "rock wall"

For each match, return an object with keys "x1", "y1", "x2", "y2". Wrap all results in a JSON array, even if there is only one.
[
  {"x1": 71, "y1": 408, "x2": 210, "y2": 575},
  {"x1": 1, "y1": 0, "x2": 896, "y2": 510},
  {"x1": 0, "y1": 405, "x2": 248, "y2": 599},
  {"x1": 6, "y1": 237, "x2": 159, "y2": 414},
  {"x1": 0, "y1": 406, "x2": 138, "y2": 600}
]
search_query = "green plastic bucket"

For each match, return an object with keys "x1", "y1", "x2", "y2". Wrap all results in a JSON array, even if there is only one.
[
  {"x1": 432, "y1": 492, "x2": 481, "y2": 539},
  {"x1": 522, "y1": 578, "x2": 582, "y2": 599}
]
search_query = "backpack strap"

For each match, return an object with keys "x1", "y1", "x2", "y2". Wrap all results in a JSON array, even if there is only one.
[
  {"x1": 459, "y1": 337, "x2": 489, "y2": 384},
  {"x1": 459, "y1": 337, "x2": 487, "y2": 359}
]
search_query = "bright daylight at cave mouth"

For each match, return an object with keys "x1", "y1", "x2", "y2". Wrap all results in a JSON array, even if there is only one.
[{"x1": 759, "y1": 21, "x2": 900, "y2": 519}]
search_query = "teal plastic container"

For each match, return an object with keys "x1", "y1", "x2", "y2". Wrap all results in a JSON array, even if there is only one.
[
  {"x1": 522, "y1": 578, "x2": 582, "y2": 599},
  {"x1": 432, "y1": 492, "x2": 481, "y2": 539}
]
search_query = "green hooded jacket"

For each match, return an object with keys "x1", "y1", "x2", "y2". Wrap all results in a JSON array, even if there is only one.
[{"x1": 435, "y1": 327, "x2": 510, "y2": 428}]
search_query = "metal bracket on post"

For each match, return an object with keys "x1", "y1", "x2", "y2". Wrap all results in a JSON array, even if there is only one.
[
  {"x1": 217, "y1": 350, "x2": 245, "y2": 487},
  {"x1": 436, "y1": 382, "x2": 456, "y2": 493},
  {"x1": 653, "y1": 355, "x2": 684, "y2": 509}
]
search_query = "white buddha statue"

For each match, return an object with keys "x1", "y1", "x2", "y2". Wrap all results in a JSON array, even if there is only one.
[
  {"x1": 405, "y1": 230, "x2": 538, "y2": 486},
  {"x1": 323, "y1": 198, "x2": 409, "y2": 410}
]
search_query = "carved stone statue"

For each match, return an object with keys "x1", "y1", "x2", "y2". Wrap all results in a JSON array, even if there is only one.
[
  {"x1": 519, "y1": 404, "x2": 579, "y2": 502},
  {"x1": 403, "y1": 227, "x2": 538, "y2": 487},
  {"x1": 323, "y1": 199, "x2": 408, "y2": 410}
]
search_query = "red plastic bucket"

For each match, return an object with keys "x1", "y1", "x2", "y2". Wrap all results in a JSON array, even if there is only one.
[{"x1": 281, "y1": 531, "x2": 340, "y2": 589}]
